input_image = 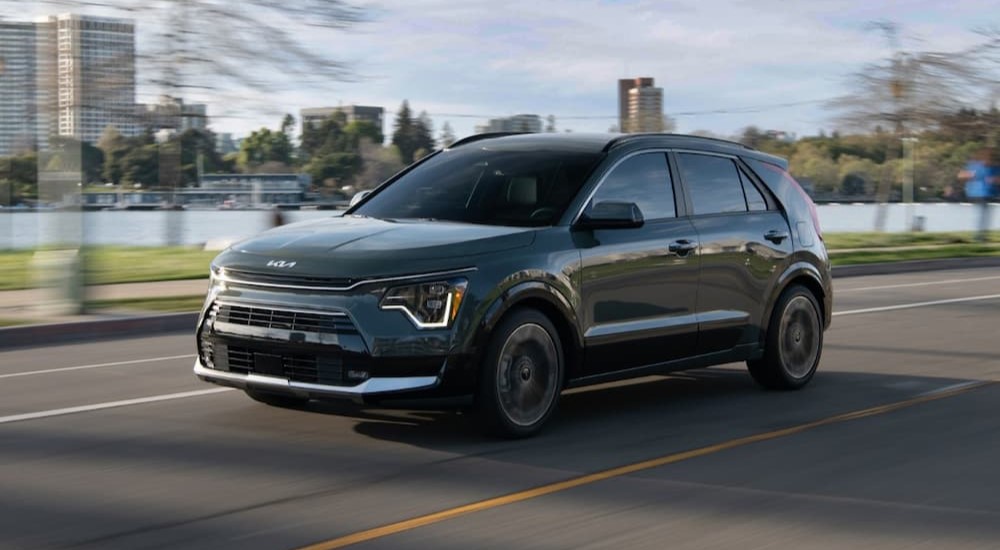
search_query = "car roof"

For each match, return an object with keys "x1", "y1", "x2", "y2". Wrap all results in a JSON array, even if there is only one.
[{"x1": 448, "y1": 132, "x2": 788, "y2": 168}]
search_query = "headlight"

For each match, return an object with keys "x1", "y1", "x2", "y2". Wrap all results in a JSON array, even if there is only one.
[{"x1": 380, "y1": 278, "x2": 467, "y2": 329}]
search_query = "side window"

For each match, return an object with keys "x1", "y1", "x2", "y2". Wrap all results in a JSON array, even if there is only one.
[
  {"x1": 590, "y1": 153, "x2": 675, "y2": 220},
  {"x1": 677, "y1": 153, "x2": 747, "y2": 215},
  {"x1": 739, "y1": 168, "x2": 767, "y2": 211}
]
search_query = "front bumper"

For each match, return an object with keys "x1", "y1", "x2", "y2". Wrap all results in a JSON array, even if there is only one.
[{"x1": 194, "y1": 358, "x2": 440, "y2": 403}]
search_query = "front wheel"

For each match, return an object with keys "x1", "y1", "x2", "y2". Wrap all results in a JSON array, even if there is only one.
[
  {"x1": 747, "y1": 285, "x2": 823, "y2": 390},
  {"x1": 478, "y1": 309, "x2": 564, "y2": 438}
]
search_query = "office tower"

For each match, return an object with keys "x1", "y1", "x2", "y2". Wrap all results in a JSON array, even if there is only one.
[{"x1": 617, "y1": 77, "x2": 664, "y2": 133}]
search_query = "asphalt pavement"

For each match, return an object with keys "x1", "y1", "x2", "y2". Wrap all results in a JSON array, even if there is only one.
[{"x1": 1, "y1": 267, "x2": 999, "y2": 549}]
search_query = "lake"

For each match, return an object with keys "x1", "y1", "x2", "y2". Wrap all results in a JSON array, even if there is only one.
[{"x1": 2, "y1": 203, "x2": 999, "y2": 249}]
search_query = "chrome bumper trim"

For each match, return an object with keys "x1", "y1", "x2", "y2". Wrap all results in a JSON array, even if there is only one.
[
  {"x1": 193, "y1": 360, "x2": 439, "y2": 400},
  {"x1": 215, "y1": 267, "x2": 477, "y2": 292}
]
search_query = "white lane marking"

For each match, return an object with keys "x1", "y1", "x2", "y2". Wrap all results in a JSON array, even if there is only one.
[
  {"x1": 834, "y1": 294, "x2": 1000, "y2": 317},
  {"x1": 918, "y1": 380, "x2": 986, "y2": 397},
  {"x1": 0, "y1": 354, "x2": 196, "y2": 379},
  {"x1": 838, "y1": 275, "x2": 1000, "y2": 294},
  {"x1": 0, "y1": 388, "x2": 235, "y2": 425}
]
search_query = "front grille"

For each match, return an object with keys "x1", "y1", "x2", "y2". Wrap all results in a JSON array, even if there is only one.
[
  {"x1": 199, "y1": 301, "x2": 367, "y2": 387},
  {"x1": 216, "y1": 303, "x2": 358, "y2": 335},
  {"x1": 214, "y1": 344, "x2": 346, "y2": 385},
  {"x1": 222, "y1": 268, "x2": 357, "y2": 289}
]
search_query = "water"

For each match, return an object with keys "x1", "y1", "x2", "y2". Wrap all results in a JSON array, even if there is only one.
[{"x1": 2, "y1": 203, "x2": 998, "y2": 249}]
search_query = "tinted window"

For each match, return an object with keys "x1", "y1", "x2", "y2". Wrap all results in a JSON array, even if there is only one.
[
  {"x1": 354, "y1": 147, "x2": 601, "y2": 227},
  {"x1": 590, "y1": 153, "x2": 675, "y2": 220},
  {"x1": 677, "y1": 153, "x2": 747, "y2": 215},
  {"x1": 739, "y1": 168, "x2": 767, "y2": 211}
]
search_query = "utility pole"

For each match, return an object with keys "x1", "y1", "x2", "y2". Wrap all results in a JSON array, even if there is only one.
[{"x1": 868, "y1": 21, "x2": 905, "y2": 232}]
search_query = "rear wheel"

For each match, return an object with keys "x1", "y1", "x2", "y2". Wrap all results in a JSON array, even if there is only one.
[
  {"x1": 245, "y1": 389, "x2": 310, "y2": 409},
  {"x1": 747, "y1": 285, "x2": 823, "y2": 390},
  {"x1": 478, "y1": 309, "x2": 563, "y2": 438}
]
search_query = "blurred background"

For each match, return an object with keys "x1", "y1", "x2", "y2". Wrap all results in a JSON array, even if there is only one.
[{"x1": 0, "y1": 0, "x2": 998, "y2": 321}]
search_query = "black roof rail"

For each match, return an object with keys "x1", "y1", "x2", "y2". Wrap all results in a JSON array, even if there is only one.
[
  {"x1": 603, "y1": 133, "x2": 755, "y2": 152},
  {"x1": 447, "y1": 132, "x2": 526, "y2": 149}
]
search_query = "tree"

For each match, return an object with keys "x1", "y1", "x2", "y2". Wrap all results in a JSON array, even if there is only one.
[
  {"x1": 414, "y1": 111, "x2": 435, "y2": 156},
  {"x1": 391, "y1": 100, "x2": 417, "y2": 163},
  {"x1": 438, "y1": 122, "x2": 456, "y2": 148},
  {"x1": 44, "y1": 137, "x2": 104, "y2": 184},
  {"x1": 391, "y1": 102, "x2": 435, "y2": 164},
  {"x1": 238, "y1": 116, "x2": 295, "y2": 171},
  {"x1": 97, "y1": 126, "x2": 129, "y2": 183},
  {"x1": 355, "y1": 141, "x2": 404, "y2": 190},
  {"x1": 178, "y1": 129, "x2": 226, "y2": 184},
  {"x1": 119, "y1": 144, "x2": 160, "y2": 186},
  {"x1": 828, "y1": 22, "x2": 997, "y2": 134},
  {"x1": 789, "y1": 142, "x2": 839, "y2": 194}
]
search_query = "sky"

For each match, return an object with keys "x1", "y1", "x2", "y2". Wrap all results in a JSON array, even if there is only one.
[{"x1": 12, "y1": 0, "x2": 1000, "y2": 141}]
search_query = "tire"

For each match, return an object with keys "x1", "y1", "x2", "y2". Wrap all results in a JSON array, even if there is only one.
[
  {"x1": 747, "y1": 284, "x2": 823, "y2": 390},
  {"x1": 478, "y1": 308, "x2": 564, "y2": 438},
  {"x1": 245, "y1": 389, "x2": 310, "y2": 409}
]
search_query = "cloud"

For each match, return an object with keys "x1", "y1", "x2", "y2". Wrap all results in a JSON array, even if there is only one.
[{"x1": 10, "y1": 0, "x2": 993, "y2": 139}]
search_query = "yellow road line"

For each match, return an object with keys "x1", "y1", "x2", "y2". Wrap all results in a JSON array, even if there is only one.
[{"x1": 298, "y1": 380, "x2": 992, "y2": 550}]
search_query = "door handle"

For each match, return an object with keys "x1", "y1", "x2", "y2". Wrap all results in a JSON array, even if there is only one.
[
  {"x1": 764, "y1": 230, "x2": 789, "y2": 244},
  {"x1": 668, "y1": 239, "x2": 698, "y2": 255}
]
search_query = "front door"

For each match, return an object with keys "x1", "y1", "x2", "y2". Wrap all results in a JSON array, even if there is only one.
[{"x1": 577, "y1": 152, "x2": 700, "y2": 376}]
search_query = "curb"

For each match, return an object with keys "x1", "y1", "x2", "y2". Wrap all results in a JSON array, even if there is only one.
[
  {"x1": 0, "y1": 312, "x2": 197, "y2": 350},
  {"x1": 1, "y1": 257, "x2": 998, "y2": 349}
]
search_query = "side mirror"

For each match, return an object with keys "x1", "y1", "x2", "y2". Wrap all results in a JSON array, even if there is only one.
[
  {"x1": 349, "y1": 190, "x2": 371, "y2": 208},
  {"x1": 576, "y1": 201, "x2": 644, "y2": 230}
]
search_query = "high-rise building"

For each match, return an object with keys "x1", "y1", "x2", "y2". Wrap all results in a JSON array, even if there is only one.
[
  {"x1": 2, "y1": 14, "x2": 139, "y2": 153},
  {"x1": 45, "y1": 14, "x2": 138, "y2": 144},
  {"x1": 301, "y1": 105, "x2": 385, "y2": 136},
  {"x1": 618, "y1": 77, "x2": 664, "y2": 133},
  {"x1": 0, "y1": 22, "x2": 39, "y2": 156},
  {"x1": 474, "y1": 114, "x2": 543, "y2": 134}
]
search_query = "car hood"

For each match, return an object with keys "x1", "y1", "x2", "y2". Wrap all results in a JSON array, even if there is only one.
[{"x1": 214, "y1": 216, "x2": 535, "y2": 279}]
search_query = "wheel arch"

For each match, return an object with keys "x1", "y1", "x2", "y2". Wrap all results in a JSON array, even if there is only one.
[
  {"x1": 762, "y1": 262, "x2": 829, "y2": 345},
  {"x1": 477, "y1": 281, "x2": 583, "y2": 384}
]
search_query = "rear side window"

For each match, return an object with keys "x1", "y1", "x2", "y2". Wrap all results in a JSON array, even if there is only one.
[
  {"x1": 590, "y1": 152, "x2": 676, "y2": 220},
  {"x1": 739, "y1": 169, "x2": 767, "y2": 211},
  {"x1": 677, "y1": 153, "x2": 747, "y2": 215}
]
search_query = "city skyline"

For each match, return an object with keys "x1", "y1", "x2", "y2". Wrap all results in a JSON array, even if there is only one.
[{"x1": 5, "y1": 1, "x2": 998, "y2": 142}]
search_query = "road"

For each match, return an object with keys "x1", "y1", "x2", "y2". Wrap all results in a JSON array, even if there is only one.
[{"x1": 1, "y1": 267, "x2": 999, "y2": 549}]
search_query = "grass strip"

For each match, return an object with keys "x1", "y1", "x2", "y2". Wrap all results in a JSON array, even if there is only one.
[{"x1": 85, "y1": 294, "x2": 206, "y2": 313}]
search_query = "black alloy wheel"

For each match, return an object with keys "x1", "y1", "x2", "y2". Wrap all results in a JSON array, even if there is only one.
[
  {"x1": 747, "y1": 285, "x2": 823, "y2": 390},
  {"x1": 479, "y1": 308, "x2": 564, "y2": 438}
]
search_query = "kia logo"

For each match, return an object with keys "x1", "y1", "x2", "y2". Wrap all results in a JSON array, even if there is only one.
[{"x1": 266, "y1": 260, "x2": 297, "y2": 268}]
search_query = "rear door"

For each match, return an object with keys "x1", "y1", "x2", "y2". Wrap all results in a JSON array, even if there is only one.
[
  {"x1": 577, "y1": 151, "x2": 700, "y2": 376},
  {"x1": 673, "y1": 151, "x2": 793, "y2": 355}
]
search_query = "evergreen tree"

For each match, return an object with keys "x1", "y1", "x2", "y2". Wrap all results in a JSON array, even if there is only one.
[
  {"x1": 391, "y1": 100, "x2": 417, "y2": 163},
  {"x1": 438, "y1": 122, "x2": 456, "y2": 148}
]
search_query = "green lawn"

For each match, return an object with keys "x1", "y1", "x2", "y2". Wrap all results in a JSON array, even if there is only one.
[
  {"x1": 85, "y1": 294, "x2": 207, "y2": 313},
  {"x1": 823, "y1": 231, "x2": 999, "y2": 249},
  {"x1": 0, "y1": 246, "x2": 216, "y2": 291}
]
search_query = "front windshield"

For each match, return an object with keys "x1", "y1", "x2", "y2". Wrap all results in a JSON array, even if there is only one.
[{"x1": 353, "y1": 146, "x2": 602, "y2": 227}]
